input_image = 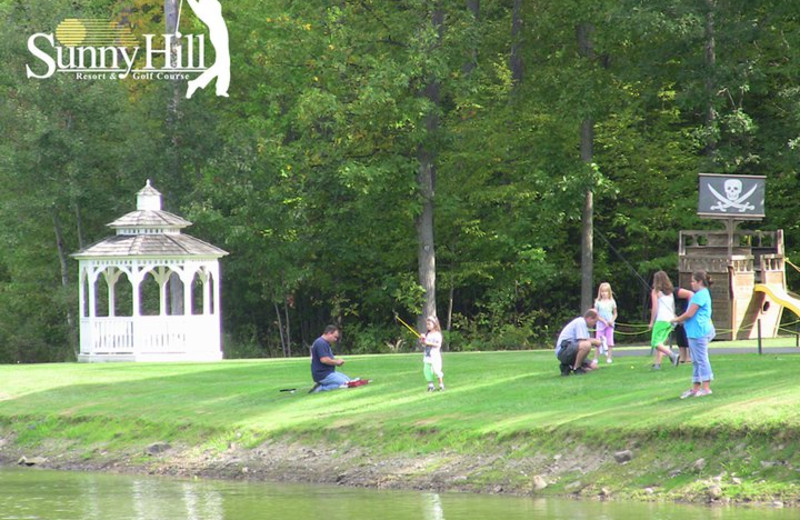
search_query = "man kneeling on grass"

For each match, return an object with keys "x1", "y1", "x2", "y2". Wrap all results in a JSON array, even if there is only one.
[
  {"x1": 555, "y1": 309, "x2": 601, "y2": 376},
  {"x1": 310, "y1": 325, "x2": 352, "y2": 392}
]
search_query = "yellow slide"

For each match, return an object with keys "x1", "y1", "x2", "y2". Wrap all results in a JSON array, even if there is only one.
[
  {"x1": 748, "y1": 284, "x2": 800, "y2": 338},
  {"x1": 754, "y1": 284, "x2": 800, "y2": 318}
]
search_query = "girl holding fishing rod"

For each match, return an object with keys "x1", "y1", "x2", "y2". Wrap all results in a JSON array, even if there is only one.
[
  {"x1": 397, "y1": 314, "x2": 445, "y2": 392},
  {"x1": 421, "y1": 316, "x2": 445, "y2": 392}
]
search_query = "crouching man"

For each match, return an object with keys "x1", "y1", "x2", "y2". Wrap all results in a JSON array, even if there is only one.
[
  {"x1": 310, "y1": 325, "x2": 352, "y2": 392},
  {"x1": 555, "y1": 309, "x2": 601, "y2": 376}
]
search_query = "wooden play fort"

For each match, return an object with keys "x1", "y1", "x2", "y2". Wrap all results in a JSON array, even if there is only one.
[{"x1": 678, "y1": 228, "x2": 800, "y2": 340}]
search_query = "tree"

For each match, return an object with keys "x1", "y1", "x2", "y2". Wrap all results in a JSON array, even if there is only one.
[{"x1": 416, "y1": 2, "x2": 444, "y2": 327}]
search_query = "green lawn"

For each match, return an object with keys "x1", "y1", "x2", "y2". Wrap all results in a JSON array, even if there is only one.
[
  {"x1": 3, "y1": 349, "x2": 800, "y2": 502},
  {"x1": 1, "y1": 349, "x2": 799, "y2": 452}
]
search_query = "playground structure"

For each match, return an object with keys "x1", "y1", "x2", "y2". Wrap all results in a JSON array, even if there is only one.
[{"x1": 678, "y1": 228, "x2": 800, "y2": 340}]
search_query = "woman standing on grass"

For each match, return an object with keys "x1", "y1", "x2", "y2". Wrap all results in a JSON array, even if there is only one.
[
  {"x1": 674, "y1": 292, "x2": 692, "y2": 364},
  {"x1": 649, "y1": 270, "x2": 680, "y2": 369},
  {"x1": 421, "y1": 316, "x2": 445, "y2": 392},
  {"x1": 672, "y1": 270, "x2": 715, "y2": 398}
]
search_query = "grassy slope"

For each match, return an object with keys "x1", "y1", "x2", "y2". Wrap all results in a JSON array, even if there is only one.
[{"x1": 1, "y1": 348, "x2": 799, "y2": 503}]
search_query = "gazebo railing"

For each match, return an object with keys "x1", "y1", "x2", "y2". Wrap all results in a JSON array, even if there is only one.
[{"x1": 80, "y1": 315, "x2": 222, "y2": 359}]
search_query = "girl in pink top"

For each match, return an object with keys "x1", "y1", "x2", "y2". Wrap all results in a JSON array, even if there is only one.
[{"x1": 594, "y1": 282, "x2": 617, "y2": 363}]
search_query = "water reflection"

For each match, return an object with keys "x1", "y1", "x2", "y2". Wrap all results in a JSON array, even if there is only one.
[
  {"x1": 0, "y1": 467, "x2": 795, "y2": 520},
  {"x1": 424, "y1": 493, "x2": 444, "y2": 520},
  {"x1": 183, "y1": 481, "x2": 224, "y2": 520}
]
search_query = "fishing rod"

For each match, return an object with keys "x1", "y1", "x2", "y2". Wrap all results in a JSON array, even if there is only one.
[
  {"x1": 394, "y1": 314, "x2": 421, "y2": 338},
  {"x1": 595, "y1": 227, "x2": 652, "y2": 293}
]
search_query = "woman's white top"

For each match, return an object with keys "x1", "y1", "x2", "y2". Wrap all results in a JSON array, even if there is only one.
[{"x1": 655, "y1": 291, "x2": 675, "y2": 322}]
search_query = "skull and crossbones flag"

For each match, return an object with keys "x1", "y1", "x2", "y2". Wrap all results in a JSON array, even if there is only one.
[{"x1": 698, "y1": 173, "x2": 765, "y2": 219}]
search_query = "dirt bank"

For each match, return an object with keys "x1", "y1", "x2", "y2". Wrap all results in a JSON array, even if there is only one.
[{"x1": 1, "y1": 431, "x2": 796, "y2": 508}]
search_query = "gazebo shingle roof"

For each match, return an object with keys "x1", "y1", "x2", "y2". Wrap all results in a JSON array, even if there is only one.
[
  {"x1": 71, "y1": 180, "x2": 228, "y2": 260},
  {"x1": 74, "y1": 233, "x2": 227, "y2": 258},
  {"x1": 109, "y1": 209, "x2": 191, "y2": 229}
]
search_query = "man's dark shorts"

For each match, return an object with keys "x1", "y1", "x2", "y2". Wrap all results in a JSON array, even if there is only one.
[{"x1": 557, "y1": 339, "x2": 579, "y2": 366}]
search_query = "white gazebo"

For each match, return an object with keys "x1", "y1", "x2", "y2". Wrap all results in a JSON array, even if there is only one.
[{"x1": 72, "y1": 180, "x2": 229, "y2": 362}]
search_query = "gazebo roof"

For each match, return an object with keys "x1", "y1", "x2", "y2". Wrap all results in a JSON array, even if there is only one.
[
  {"x1": 73, "y1": 233, "x2": 228, "y2": 259},
  {"x1": 72, "y1": 180, "x2": 228, "y2": 260},
  {"x1": 109, "y1": 209, "x2": 191, "y2": 229}
]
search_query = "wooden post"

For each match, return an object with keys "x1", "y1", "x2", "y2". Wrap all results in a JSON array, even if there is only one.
[
  {"x1": 757, "y1": 318, "x2": 762, "y2": 355},
  {"x1": 725, "y1": 218, "x2": 735, "y2": 259}
]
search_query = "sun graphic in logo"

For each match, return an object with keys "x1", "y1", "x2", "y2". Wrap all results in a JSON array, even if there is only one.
[
  {"x1": 55, "y1": 19, "x2": 87, "y2": 47},
  {"x1": 55, "y1": 18, "x2": 138, "y2": 48}
]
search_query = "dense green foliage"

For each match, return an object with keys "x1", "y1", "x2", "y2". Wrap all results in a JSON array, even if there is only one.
[{"x1": 2, "y1": 0, "x2": 800, "y2": 361}]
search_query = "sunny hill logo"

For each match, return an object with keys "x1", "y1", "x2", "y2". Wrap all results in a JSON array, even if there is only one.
[{"x1": 25, "y1": 0, "x2": 230, "y2": 99}]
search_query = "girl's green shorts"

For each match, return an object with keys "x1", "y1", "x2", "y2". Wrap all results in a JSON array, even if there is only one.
[{"x1": 651, "y1": 321, "x2": 673, "y2": 347}]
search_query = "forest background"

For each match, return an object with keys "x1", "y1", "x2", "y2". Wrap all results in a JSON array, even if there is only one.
[{"x1": 1, "y1": 0, "x2": 800, "y2": 363}]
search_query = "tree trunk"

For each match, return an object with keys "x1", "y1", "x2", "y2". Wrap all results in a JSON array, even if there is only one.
[
  {"x1": 510, "y1": 0, "x2": 523, "y2": 85},
  {"x1": 52, "y1": 205, "x2": 78, "y2": 359},
  {"x1": 417, "y1": 152, "x2": 437, "y2": 327},
  {"x1": 580, "y1": 141, "x2": 594, "y2": 313},
  {"x1": 447, "y1": 286, "x2": 454, "y2": 332},
  {"x1": 74, "y1": 203, "x2": 84, "y2": 249},
  {"x1": 416, "y1": 3, "x2": 443, "y2": 327},
  {"x1": 577, "y1": 23, "x2": 595, "y2": 312},
  {"x1": 284, "y1": 299, "x2": 292, "y2": 357},
  {"x1": 165, "y1": 0, "x2": 179, "y2": 33},
  {"x1": 463, "y1": 0, "x2": 479, "y2": 74},
  {"x1": 165, "y1": 0, "x2": 183, "y2": 192},
  {"x1": 165, "y1": 0, "x2": 184, "y2": 313},
  {"x1": 274, "y1": 301, "x2": 287, "y2": 357},
  {"x1": 704, "y1": 0, "x2": 717, "y2": 158}
]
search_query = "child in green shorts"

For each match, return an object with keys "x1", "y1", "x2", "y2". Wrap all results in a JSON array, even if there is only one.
[{"x1": 649, "y1": 271, "x2": 680, "y2": 369}]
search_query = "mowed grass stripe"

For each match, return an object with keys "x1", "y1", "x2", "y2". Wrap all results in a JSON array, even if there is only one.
[{"x1": 1, "y1": 351, "x2": 799, "y2": 447}]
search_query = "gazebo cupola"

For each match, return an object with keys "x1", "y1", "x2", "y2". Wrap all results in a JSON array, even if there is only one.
[{"x1": 72, "y1": 180, "x2": 229, "y2": 362}]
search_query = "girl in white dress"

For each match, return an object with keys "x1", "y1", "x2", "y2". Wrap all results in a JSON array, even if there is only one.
[{"x1": 421, "y1": 316, "x2": 444, "y2": 391}]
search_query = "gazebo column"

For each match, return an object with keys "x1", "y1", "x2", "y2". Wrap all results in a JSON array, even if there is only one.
[
  {"x1": 180, "y1": 267, "x2": 192, "y2": 316},
  {"x1": 200, "y1": 270, "x2": 211, "y2": 315},
  {"x1": 78, "y1": 267, "x2": 86, "y2": 318},
  {"x1": 88, "y1": 267, "x2": 100, "y2": 318},
  {"x1": 78, "y1": 266, "x2": 88, "y2": 357},
  {"x1": 131, "y1": 265, "x2": 146, "y2": 357},
  {"x1": 81, "y1": 266, "x2": 102, "y2": 359},
  {"x1": 103, "y1": 267, "x2": 122, "y2": 317},
  {"x1": 151, "y1": 266, "x2": 171, "y2": 316},
  {"x1": 214, "y1": 265, "x2": 221, "y2": 315},
  {"x1": 213, "y1": 266, "x2": 221, "y2": 315},
  {"x1": 131, "y1": 265, "x2": 144, "y2": 318}
]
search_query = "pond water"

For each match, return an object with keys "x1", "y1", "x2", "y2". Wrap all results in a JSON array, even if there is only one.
[{"x1": 0, "y1": 467, "x2": 794, "y2": 520}]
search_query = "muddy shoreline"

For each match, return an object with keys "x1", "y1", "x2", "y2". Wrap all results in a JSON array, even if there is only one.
[
  {"x1": 4, "y1": 438, "x2": 542, "y2": 494},
  {"x1": 1, "y1": 434, "x2": 796, "y2": 508}
]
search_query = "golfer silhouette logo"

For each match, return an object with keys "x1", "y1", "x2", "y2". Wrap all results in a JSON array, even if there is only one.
[{"x1": 183, "y1": 0, "x2": 230, "y2": 98}]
